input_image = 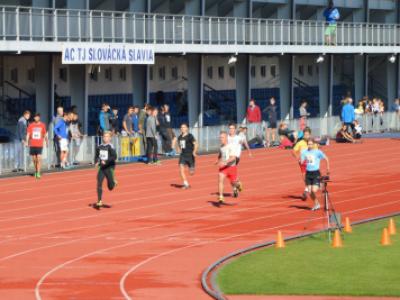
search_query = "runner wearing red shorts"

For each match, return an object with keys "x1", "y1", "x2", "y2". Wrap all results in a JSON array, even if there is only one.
[
  {"x1": 292, "y1": 127, "x2": 314, "y2": 199},
  {"x1": 216, "y1": 131, "x2": 243, "y2": 204},
  {"x1": 26, "y1": 113, "x2": 47, "y2": 179}
]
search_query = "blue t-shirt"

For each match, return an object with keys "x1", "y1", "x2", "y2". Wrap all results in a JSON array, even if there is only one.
[
  {"x1": 324, "y1": 8, "x2": 340, "y2": 24},
  {"x1": 301, "y1": 149, "x2": 326, "y2": 172},
  {"x1": 131, "y1": 114, "x2": 139, "y2": 132}
]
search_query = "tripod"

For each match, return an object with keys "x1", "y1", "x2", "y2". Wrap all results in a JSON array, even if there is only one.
[{"x1": 322, "y1": 179, "x2": 342, "y2": 241}]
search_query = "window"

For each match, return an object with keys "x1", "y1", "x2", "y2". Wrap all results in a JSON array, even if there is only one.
[
  {"x1": 218, "y1": 66, "x2": 224, "y2": 79},
  {"x1": 270, "y1": 65, "x2": 277, "y2": 78},
  {"x1": 171, "y1": 66, "x2": 178, "y2": 80},
  {"x1": 307, "y1": 65, "x2": 313, "y2": 76},
  {"x1": 207, "y1": 66, "x2": 213, "y2": 79},
  {"x1": 159, "y1": 66, "x2": 166, "y2": 80},
  {"x1": 229, "y1": 66, "x2": 235, "y2": 79},
  {"x1": 59, "y1": 67, "x2": 67, "y2": 82},
  {"x1": 260, "y1": 65, "x2": 266, "y2": 78},
  {"x1": 11, "y1": 68, "x2": 18, "y2": 83},
  {"x1": 251, "y1": 65, "x2": 256, "y2": 78},
  {"x1": 149, "y1": 67, "x2": 154, "y2": 81},
  {"x1": 89, "y1": 66, "x2": 98, "y2": 81},
  {"x1": 27, "y1": 68, "x2": 35, "y2": 83},
  {"x1": 299, "y1": 65, "x2": 304, "y2": 76},
  {"x1": 119, "y1": 67, "x2": 126, "y2": 81},
  {"x1": 105, "y1": 67, "x2": 112, "y2": 81}
]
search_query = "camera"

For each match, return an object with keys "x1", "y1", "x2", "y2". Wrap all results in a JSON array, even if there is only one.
[{"x1": 320, "y1": 175, "x2": 330, "y2": 182}]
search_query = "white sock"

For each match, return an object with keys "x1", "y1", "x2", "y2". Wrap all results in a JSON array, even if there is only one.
[
  {"x1": 183, "y1": 180, "x2": 189, "y2": 187},
  {"x1": 304, "y1": 187, "x2": 309, "y2": 193}
]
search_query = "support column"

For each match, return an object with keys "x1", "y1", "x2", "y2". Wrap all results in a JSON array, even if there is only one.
[
  {"x1": 69, "y1": 65, "x2": 87, "y2": 132},
  {"x1": 354, "y1": 54, "x2": 367, "y2": 103},
  {"x1": 35, "y1": 55, "x2": 52, "y2": 124},
  {"x1": 132, "y1": 65, "x2": 148, "y2": 107},
  {"x1": 318, "y1": 56, "x2": 330, "y2": 117},
  {"x1": 187, "y1": 54, "x2": 202, "y2": 127},
  {"x1": 279, "y1": 55, "x2": 293, "y2": 120},
  {"x1": 236, "y1": 54, "x2": 250, "y2": 124},
  {"x1": 387, "y1": 60, "x2": 397, "y2": 109}
]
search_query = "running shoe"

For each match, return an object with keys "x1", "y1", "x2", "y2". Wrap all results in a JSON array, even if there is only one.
[
  {"x1": 237, "y1": 182, "x2": 243, "y2": 192},
  {"x1": 233, "y1": 188, "x2": 239, "y2": 198},
  {"x1": 311, "y1": 203, "x2": 321, "y2": 211},
  {"x1": 36, "y1": 173, "x2": 41, "y2": 179},
  {"x1": 301, "y1": 191, "x2": 308, "y2": 201},
  {"x1": 218, "y1": 195, "x2": 225, "y2": 203},
  {"x1": 182, "y1": 184, "x2": 191, "y2": 190},
  {"x1": 96, "y1": 200, "x2": 103, "y2": 208},
  {"x1": 34, "y1": 172, "x2": 37, "y2": 178},
  {"x1": 154, "y1": 160, "x2": 161, "y2": 165}
]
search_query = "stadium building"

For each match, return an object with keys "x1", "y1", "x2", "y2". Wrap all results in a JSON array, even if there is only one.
[{"x1": 0, "y1": 0, "x2": 399, "y2": 136}]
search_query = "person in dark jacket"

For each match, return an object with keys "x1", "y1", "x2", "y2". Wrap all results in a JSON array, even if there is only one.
[
  {"x1": 158, "y1": 104, "x2": 174, "y2": 155},
  {"x1": 14, "y1": 110, "x2": 31, "y2": 172},
  {"x1": 263, "y1": 97, "x2": 278, "y2": 147},
  {"x1": 95, "y1": 131, "x2": 117, "y2": 208}
]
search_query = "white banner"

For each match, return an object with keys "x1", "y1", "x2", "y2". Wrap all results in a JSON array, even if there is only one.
[{"x1": 62, "y1": 43, "x2": 155, "y2": 65}]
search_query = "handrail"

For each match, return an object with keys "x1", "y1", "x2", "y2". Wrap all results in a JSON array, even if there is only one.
[{"x1": 3, "y1": 81, "x2": 33, "y2": 98}]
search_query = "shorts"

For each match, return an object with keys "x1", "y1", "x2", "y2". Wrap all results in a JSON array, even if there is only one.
[
  {"x1": 30, "y1": 147, "x2": 43, "y2": 156},
  {"x1": 219, "y1": 165, "x2": 238, "y2": 184},
  {"x1": 299, "y1": 161, "x2": 307, "y2": 174},
  {"x1": 267, "y1": 121, "x2": 277, "y2": 129},
  {"x1": 59, "y1": 138, "x2": 69, "y2": 152},
  {"x1": 325, "y1": 24, "x2": 337, "y2": 36},
  {"x1": 305, "y1": 170, "x2": 321, "y2": 187},
  {"x1": 179, "y1": 154, "x2": 195, "y2": 170}
]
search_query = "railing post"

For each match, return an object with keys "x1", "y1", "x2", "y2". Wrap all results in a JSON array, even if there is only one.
[
  {"x1": 234, "y1": 18, "x2": 237, "y2": 45},
  {"x1": 226, "y1": 18, "x2": 228, "y2": 44},
  {"x1": 66, "y1": 9, "x2": 70, "y2": 41},
  {"x1": 208, "y1": 17, "x2": 211, "y2": 44},
  {"x1": 89, "y1": 10, "x2": 93, "y2": 42},
  {"x1": 172, "y1": 16, "x2": 175, "y2": 42},
  {"x1": 153, "y1": 14, "x2": 156, "y2": 43},
  {"x1": 258, "y1": 19, "x2": 261, "y2": 45},
  {"x1": 29, "y1": 8, "x2": 33, "y2": 41},
  {"x1": 101, "y1": 12, "x2": 104, "y2": 42},
  {"x1": 133, "y1": 13, "x2": 136, "y2": 43},
  {"x1": 217, "y1": 18, "x2": 220, "y2": 44},
  {"x1": 41, "y1": 9, "x2": 45, "y2": 41},
  {"x1": 16, "y1": 7, "x2": 20, "y2": 41},
  {"x1": 112, "y1": 12, "x2": 115, "y2": 42},
  {"x1": 122, "y1": 12, "x2": 126, "y2": 43},
  {"x1": 192, "y1": 16, "x2": 194, "y2": 44},
  {"x1": 181, "y1": 16, "x2": 184, "y2": 44},
  {"x1": 54, "y1": 9, "x2": 58, "y2": 41},
  {"x1": 280, "y1": 19, "x2": 283, "y2": 45},
  {"x1": 2, "y1": 7, "x2": 5, "y2": 41},
  {"x1": 163, "y1": 15, "x2": 166, "y2": 43}
]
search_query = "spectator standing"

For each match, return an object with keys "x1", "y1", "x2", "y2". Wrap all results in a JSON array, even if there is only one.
[
  {"x1": 263, "y1": 97, "x2": 278, "y2": 147},
  {"x1": 391, "y1": 99, "x2": 400, "y2": 130},
  {"x1": 110, "y1": 108, "x2": 120, "y2": 135},
  {"x1": 246, "y1": 99, "x2": 262, "y2": 137},
  {"x1": 354, "y1": 101, "x2": 365, "y2": 122},
  {"x1": 69, "y1": 112, "x2": 83, "y2": 165},
  {"x1": 99, "y1": 103, "x2": 114, "y2": 135},
  {"x1": 299, "y1": 101, "x2": 310, "y2": 131},
  {"x1": 323, "y1": 0, "x2": 340, "y2": 45},
  {"x1": 145, "y1": 107, "x2": 160, "y2": 165},
  {"x1": 122, "y1": 107, "x2": 134, "y2": 136},
  {"x1": 13, "y1": 110, "x2": 31, "y2": 172},
  {"x1": 341, "y1": 97, "x2": 355, "y2": 132},
  {"x1": 52, "y1": 106, "x2": 64, "y2": 168},
  {"x1": 54, "y1": 112, "x2": 72, "y2": 169},
  {"x1": 158, "y1": 104, "x2": 174, "y2": 155}
]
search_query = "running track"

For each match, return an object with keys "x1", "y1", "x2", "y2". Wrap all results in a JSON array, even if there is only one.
[{"x1": 0, "y1": 139, "x2": 399, "y2": 300}]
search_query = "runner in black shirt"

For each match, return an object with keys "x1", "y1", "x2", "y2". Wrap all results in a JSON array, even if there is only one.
[
  {"x1": 175, "y1": 123, "x2": 198, "y2": 189},
  {"x1": 95, "y1": 131, "x2": 117, "y2": 208}
]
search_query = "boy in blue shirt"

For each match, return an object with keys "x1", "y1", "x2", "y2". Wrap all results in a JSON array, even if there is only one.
[
  {"x1": 324, "y1": 0, "x2": 340, "y2": 45},
  {"x1": 301, "y1": 139, "x2": 330, "y2": 211}
]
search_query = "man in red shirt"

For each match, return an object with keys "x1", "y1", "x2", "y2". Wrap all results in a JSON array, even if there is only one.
[
  {"x1": 26, "y1": 113, "x2": 47, "y2": 179},
  {"x1": 246, "y1": 99, "x2": 262, "y2": 138}
]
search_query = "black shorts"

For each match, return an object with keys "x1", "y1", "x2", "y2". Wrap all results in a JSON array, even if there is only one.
[
  {"x1": 268, "y1": 121, "x2": 277, "y2": 129},
  {"x1": 30, "y1": 147, "x2": 43, "y2": 156},
  {"x1": 179, "y1": 154, "x2": 195, "y2": 170},
  {"x1": 305, "y1": 170, "x2": 321, "y2": 186}
]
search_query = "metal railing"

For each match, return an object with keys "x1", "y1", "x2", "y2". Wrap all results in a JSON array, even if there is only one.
[
  {"x1": 1, "y1": 112, "x2": 400, "y2": 175},
  {"x1": 1, "y1": 5, "x2": 400, "y2": 48}
]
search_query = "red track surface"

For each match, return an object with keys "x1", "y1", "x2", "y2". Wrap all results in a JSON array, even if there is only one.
[{"x1": 0, "y1": 139, "x2": 399, "y2": 300}]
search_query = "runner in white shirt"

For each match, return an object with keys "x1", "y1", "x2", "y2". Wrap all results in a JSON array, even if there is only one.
[{"x1": 227, "y1": 124, "x2": 252, "y2": 165}]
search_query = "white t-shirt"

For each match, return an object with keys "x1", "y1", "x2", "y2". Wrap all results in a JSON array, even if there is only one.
[
  {"x1": 220, "y1": 143, "x2": 237, "y2": 166},
  {"x1": 228, "y1": 134, "x2": 245, "y2": 157}
]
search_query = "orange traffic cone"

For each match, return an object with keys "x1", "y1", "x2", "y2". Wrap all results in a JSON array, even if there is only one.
[
  {"x1": 275, "y1": 230, "x2": 285, "y2": 248},
  {"x1": 388, "y1": 218, "x2": 397, "y2": 235},
  {"x1": 332, "y1": 229, "x2": 343, "y2": 248},
  {"x1": 380, "y1": 228, "x2": 391, "y2": 246},
  {"x1": 344, "y1": 217, "x2": 352, "y2": 233}
]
